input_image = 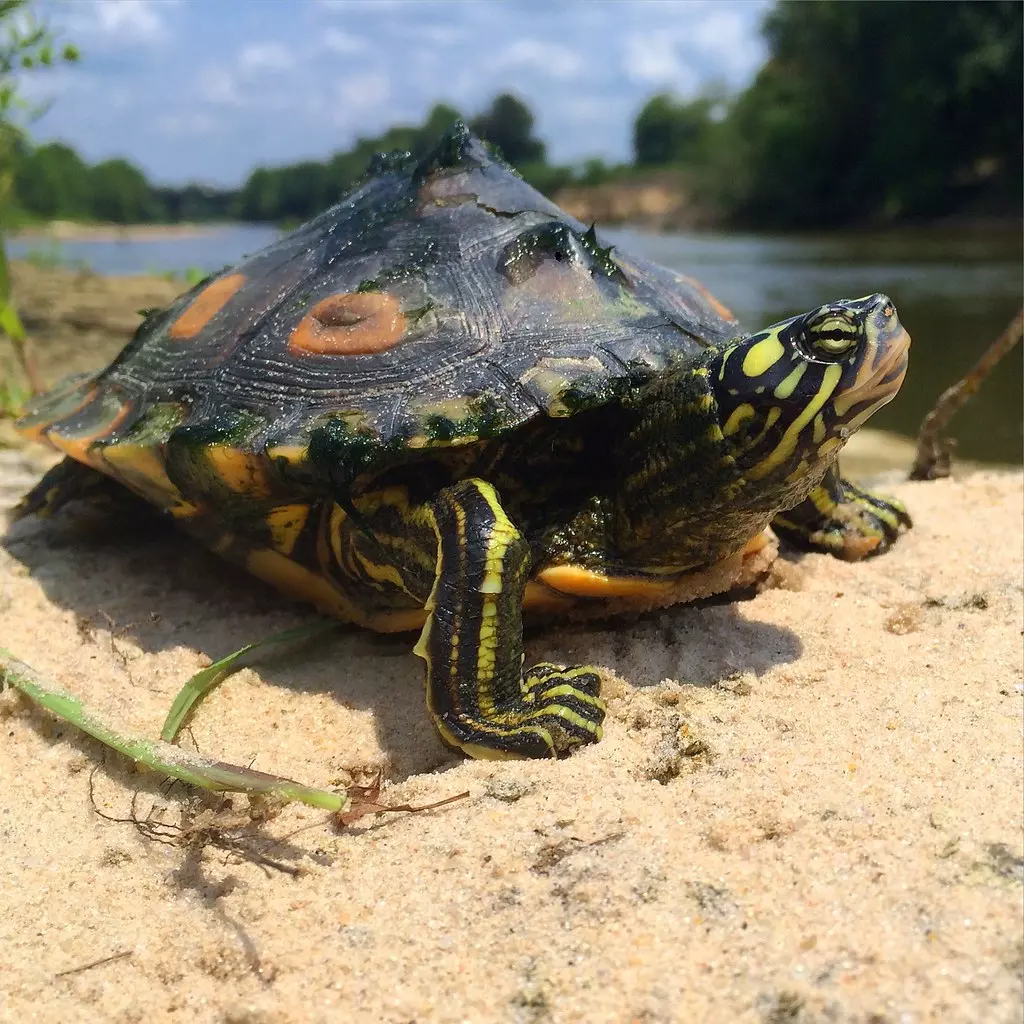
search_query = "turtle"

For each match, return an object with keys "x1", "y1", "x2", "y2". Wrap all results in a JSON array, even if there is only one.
[{"x1": 13, "y1": 123, "x2": 911, "y2": 760}]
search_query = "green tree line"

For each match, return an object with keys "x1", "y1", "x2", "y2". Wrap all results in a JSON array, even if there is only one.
[
  {"x1": 675, "y1": 0, "x2": 1023, "y2": 226},
  {"x1": 11, "y1": 0, "x2": 1022, "y2": 230},
  {"x1": 12, "y1": 94, "x2": 569, "y2": 225}
]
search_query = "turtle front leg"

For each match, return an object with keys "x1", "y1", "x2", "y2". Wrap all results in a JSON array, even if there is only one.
[
  {"x1": 772, "y1": 463, "x2": 911, "y2": 561},
  {"x1": 414, "y1": 478, "x2": 605, "y2": 759}
]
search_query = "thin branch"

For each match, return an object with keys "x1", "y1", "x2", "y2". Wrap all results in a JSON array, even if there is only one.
[{"x1": 910, "y1": 308, "x2": 1024, "y2": 481}]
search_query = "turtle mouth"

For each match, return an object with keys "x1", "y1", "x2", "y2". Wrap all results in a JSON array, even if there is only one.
[{"x1": 833, "y1": 324, "x2": 911, "y2": 433}]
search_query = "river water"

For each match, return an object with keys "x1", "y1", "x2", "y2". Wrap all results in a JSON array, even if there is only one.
[{"x1": 11, "y1": 223, "x2": 1022, "y2": 464}]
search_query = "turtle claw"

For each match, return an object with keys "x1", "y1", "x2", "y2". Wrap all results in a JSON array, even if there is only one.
[
  {"x1": 773, "y1": 473, "x2": 911, "y2": 562},
  {"x1": 12, "y1": 457, "x2": 114, "y2": 522}
]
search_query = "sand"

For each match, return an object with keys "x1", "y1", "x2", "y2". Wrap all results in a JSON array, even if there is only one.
[{"x1": 0, "y1": 449, "x2": 1021, "y2": 1023}]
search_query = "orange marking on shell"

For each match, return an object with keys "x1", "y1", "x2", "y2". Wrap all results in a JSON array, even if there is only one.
[
  {"x1": 47, "y1": 401, "x2": 132, "y2": 467},
  {"x1": 288, "y1": 292, "x2": 407, "y2": 356},
  {"x1": 702, "y1": 291, "x2": 734, "y2": 323},
  {"x1": 169, "y1": 273, "x2": 246, "y2": 340},
  {"x1": 19, "y1": 421, "x2": 48, "y2": 444},
  {"x1": 17, "y1": 384, "x2": 99, "y2": 445},
  {"x1": 674, "y1": 271, "x2": 735, "y2": 322}
]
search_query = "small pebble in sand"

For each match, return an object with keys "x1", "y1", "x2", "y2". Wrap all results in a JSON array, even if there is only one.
[{"x1": 884, "y1": 603, "x2": 923, "y2": 634}]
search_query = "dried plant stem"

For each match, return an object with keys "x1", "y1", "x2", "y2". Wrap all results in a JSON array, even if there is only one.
[{"x1": 910, "y1": 308, "x2": 1024, "y2": 480}]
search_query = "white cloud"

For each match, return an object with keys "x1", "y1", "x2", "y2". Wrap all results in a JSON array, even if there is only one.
[
  {"x1": 622, "y1": 32, "x2": 699, "y2": 93},
  {"x1": 156, "y1": 111, "x2": 218, "y2": 137},
  {"x1": 495, "y1": 39, "x2": 584, "y2": 80},
  {"x1": 690, "y1": 9, "x2": 766, "y2": 80},
  {"x1": 196, "y1": 42, "x2": 296, "y2": 109},
  {"x1": 321, "y1": 28, "x2": 365, "y2": 55},
  {"x1": 197, "y1": 66, "x2": 242, "y2": 106},
  {"x1": 335, "y1": 72, "x2": 391, "y2": 114},
  {"x1": 238, "y1": 42, "x2": 295, "y2": 74},
  {"x1": 78, "y1": 0, "x2": 176, "y2": 44}
]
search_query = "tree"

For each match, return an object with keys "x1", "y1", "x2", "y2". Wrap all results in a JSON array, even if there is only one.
[
  {"x1": 234, "y1": 106, "x2": 475, "y2": 223},
  {"x1": 14, "y1": 140, "x2": 90, "y2": 218},
  {"x1": 723, "y1": 0, "x2": 1023, "y2": 226},
  {"x1": 0, "y1": 0, "x2": 78, "y2": 400},
  {"x1": 469, "y1": 93, "x2": 545, "y2": 166},
  {"x1": 418, "y1": 102, "x2": 463, "y2": 152},
  {"x1": 88, "y1": 158, "x2": 162, "y2": 223},
  {"x1": 633, "y1": 94, "x2": 713, "y2": 167}
]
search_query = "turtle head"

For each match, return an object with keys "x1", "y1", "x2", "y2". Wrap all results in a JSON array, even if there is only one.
[
  {"x1": 710, "y1": 293, "x2": 910, "y2": 486},
  {"x1": 609, "y1": 293, "x2": 909, "y2": 574}
]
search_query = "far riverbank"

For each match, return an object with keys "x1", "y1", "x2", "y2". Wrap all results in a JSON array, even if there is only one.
[{"x1": 11, "y1": 220, "x2": 232, "y2": 243}]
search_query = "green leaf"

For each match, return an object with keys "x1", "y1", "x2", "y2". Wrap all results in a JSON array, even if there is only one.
[
  {"x1": 161, "y1": 620, "x2": 339, "y2": 742},
  {"x1": 0, "y1": 297, "x2": 26, "y2": 342},
  {"x1": 1, "y1": 646, "x2": 350, "y2": 812}
]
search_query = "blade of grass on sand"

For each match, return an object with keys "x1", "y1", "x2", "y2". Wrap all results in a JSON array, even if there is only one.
[
  {"x1": 0, "y1": 647, "x2": 349, "y2": 812},
  {"x1": 161, "y1": 621, "x2": 339, "y2": 743}
]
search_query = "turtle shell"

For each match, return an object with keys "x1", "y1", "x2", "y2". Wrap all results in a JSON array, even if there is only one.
[{"x1": 19, "y1": 123, "x2": 739, "y2": 497}]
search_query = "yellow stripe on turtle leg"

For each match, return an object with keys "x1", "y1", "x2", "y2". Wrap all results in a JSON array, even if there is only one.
[
  {"x1": 772, "y1": 463, "x2": 911, "y2": 561},
  {"x1": 412, "y1": 478, "x2": 606, "y2": 759}
]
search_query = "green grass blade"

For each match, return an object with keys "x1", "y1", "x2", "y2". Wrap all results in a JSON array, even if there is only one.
[
  {"x1": 161, "y1": 620, "x2": 338, "y2": 743},
  {"x1": 1, "y1": 647, "x2": 349, "y2": 812},
  {"x1": 0, "y1": 295, "x2": 24, "y2": 342}
]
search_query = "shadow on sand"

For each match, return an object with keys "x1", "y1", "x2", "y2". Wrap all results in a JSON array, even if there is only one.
[{"x1": 4, "y1": 498, "x2": 802, "y2": 781}]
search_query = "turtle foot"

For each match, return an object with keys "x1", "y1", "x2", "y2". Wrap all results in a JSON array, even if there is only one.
[
  {"x1": 438, "y1": 663, "x2": 606, "y2": 759},
  {"x1": 773, "y1": 477, "x2": 911, "y2": 561}
]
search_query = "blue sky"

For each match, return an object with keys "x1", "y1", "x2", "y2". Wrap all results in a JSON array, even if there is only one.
[{"x1": 27, "y1": 0, "x2": 770, "y2": 187}]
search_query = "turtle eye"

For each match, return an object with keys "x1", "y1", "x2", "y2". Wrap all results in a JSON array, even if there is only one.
[{"x1": 802, "y1": 309, "x2": 860, "y2": 357}]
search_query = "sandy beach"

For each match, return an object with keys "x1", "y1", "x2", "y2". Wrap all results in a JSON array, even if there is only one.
[
  {"x1": 0, "y1": 446, "x2": 1020, "y2": 1023},
  {"x1": 11, "y1": 221, "x2": 232, "y2": 244}
]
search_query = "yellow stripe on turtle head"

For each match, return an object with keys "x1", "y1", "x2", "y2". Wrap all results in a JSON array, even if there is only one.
[
  {"x1": 741, "y1": 334, "x2": 785, "y2": 379},
  {"x1": 773, "y1": 362, "x2": 807, "y2": 400},
  {"x1": 722, "y1": 403, "x2": 756, "y2": 437},
  {"x1": 746, "y1": 362, "x2": 843, "y2": 481}
]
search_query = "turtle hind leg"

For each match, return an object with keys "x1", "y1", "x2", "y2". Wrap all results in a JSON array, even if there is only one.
[
  {"x1": 413, "y1": 477, "x2": 605, "y2": 759},
  {"x1": 12, "y1": 457, "x2": 121, "y2": 522},
  {"x1": 772, "y1": 463, "x2": 911, "y2": 561}
]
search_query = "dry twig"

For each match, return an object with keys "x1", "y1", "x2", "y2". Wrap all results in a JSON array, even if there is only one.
[{"x1": 911, "y1": 308, "x2": 1024, "y2": 480}]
